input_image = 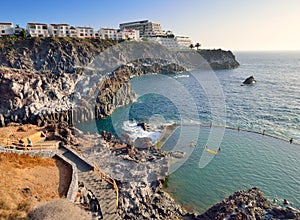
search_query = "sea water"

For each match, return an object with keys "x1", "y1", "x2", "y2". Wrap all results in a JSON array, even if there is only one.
[{"x1": 77, "y1": 51, "x2": 300, "y2": 213}]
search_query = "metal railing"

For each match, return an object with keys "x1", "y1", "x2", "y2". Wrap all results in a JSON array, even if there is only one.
[{"x1": 93, "y1": 162, "x2": 119, "y2": 211}]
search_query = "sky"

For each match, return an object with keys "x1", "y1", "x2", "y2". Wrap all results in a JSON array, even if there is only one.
[{"x1": 1, "y1": 0, "x2": 300, "y2": 51}]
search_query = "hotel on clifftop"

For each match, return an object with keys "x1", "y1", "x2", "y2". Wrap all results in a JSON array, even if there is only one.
[{"x1": 0, "y1": 19, "x2": 194, "y2": 49}]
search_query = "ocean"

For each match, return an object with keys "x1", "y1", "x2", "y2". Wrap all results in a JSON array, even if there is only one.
[{"x1": 77, "y1": 51, "x2": 300, "y2": 213}]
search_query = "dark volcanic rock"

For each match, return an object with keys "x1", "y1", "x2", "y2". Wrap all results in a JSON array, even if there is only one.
[
  {"x1": 0, "y1": 37, "x2": 116, "y2": 74},
  {"x1": 0, "y1": 38, "x2": 240, "y2": 127},
  {"x1": 198, "y1": 187, "x2": 300, "y2": 220},
  {"x1": 197, "y1": 49, "x2": 240, "y2": 70},
  {"x1": 243, "y1": 75, "x2": 257, "y2": 85}
]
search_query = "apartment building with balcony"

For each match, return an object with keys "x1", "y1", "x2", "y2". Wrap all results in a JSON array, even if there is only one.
[
  {"x1": 119, "y1": 20, "x2": 164, "y2": 37},
  {"x1": 49, "y1": 23, "x2": 71, "y2": 37},
  {"x1": 99, "y1": 28, "x2": 117, "y2": 40},
  {"x1": 0, "y1": 22, "x2": 14, "y2": 37},
  {"x1": 148, "y1": 36, "x2": 192, "y2": 50},
  {"x1": 26, "y1": 22, "x2": 49, "y2": 37},
  {"x1": 76, "y1": 26, "x2": 94, "y2": 38},
  {"x1": 175, "y1": 36, "x2": 192, "y2": 48},
  {"x1": 121, "y1": 29, "x2": 140, "y2": 40},
  {"x1": 99, "y1": 28, "x2": 140, "y2": 40}
]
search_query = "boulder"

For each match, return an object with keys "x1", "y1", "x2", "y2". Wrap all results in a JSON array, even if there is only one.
[
  {"x1": 168, "y1": 151, "x2": 185, "y2": 159},
  {"x1": 134, "y1": 137, "x2": 152, "y2": 149},
  {"x1": 243, "y1": 76, "x2": 256, "y2": 85},
  {"x1": 137, "y1": 122, "x2": 151, "y2": 131}
]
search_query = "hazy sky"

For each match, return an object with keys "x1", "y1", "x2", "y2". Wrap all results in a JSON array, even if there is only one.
[{"x1": 1, "y1": 0, "x2": 300, "y2": 51}]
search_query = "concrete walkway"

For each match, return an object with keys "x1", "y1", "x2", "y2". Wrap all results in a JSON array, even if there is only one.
[{"x1": 59, "y1": 146, "x2": 120, "y2": 220}]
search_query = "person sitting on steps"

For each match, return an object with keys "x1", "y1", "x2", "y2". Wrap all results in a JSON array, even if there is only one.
[{"x1": 18, "y1": 139, "x2": 25, "y2": 147}]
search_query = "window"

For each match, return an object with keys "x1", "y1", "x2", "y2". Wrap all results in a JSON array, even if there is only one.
[
  {"x1": 1, "y1": 30, "x2": 5, "y2": 33},
  {"x1": 38, "y1": 26, "x2": 41, "y2": 29}
]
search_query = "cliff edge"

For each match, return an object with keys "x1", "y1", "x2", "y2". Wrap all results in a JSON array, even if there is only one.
[{"x1": 0, "y1": 38, "x2": 239, "y2": 126}]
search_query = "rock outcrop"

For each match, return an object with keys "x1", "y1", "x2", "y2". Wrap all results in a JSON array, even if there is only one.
[
  {"x1": 243, "y1": 75, "x2": 256, "y2": 85},
  {"x1": 199, "y1": 187, "x2": 300, "y2": 219},
  {"x1": 0, "y1": 37, "x2": 116, "y2": 74},
  {"x1": 44, "y1": 123, "x2": 300, "y2": 219},
  {"x1": 197, "y1": 49, "x2": 240, "y2": 69}
]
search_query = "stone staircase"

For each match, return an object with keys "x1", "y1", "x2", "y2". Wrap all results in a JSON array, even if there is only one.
[
  {"x1": 58, "y1": 146, "x2": 120, "y2": 220},
  {"x1": 78, "y1": 171, "x2": 120, "y2": 220}
]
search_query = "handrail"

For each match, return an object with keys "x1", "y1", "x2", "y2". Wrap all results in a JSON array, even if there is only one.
[
  {"x1": 65, "y1": 145, "x2": 119, "y2": 211},
  {"x1": 93, "y1": 162, "x2": 119, "y2": 211}
]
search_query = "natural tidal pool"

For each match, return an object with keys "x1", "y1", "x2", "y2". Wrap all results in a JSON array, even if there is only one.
[{"x1": 163, "y1": 126, "x2": 300, "y2": 213}]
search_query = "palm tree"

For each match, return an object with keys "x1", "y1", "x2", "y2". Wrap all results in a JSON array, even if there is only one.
[
  {"x1": 195, "y1": 43, "x2": 201, "y2": 50},
  {"x1": 189, "y1": 44, "x2": 194, "y2": 49}
]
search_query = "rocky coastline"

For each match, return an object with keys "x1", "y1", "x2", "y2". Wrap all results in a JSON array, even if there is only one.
[
  {"x1": 49, "y1": 124, "x2": 300, "y2": 219},
  {"x1": 5, "y1": 37, "x2": 294, "y2": 219},
  {"x1": 0, "y1": 38, "x2": 239, "y2": 127}
]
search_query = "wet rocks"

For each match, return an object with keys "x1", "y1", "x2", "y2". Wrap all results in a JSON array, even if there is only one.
[
  {"x1": 198, "y1": 187, "x2": 300, "y2": 220},
  {"x1": 134, "y1": 137, "x2": 152, "y2": 149},
  {"x1": 243, "y1": 75, "x2": 256, "y2": 85},
  {"x1": 168, "y1": 150, "x2": 185, "y2": 159}
]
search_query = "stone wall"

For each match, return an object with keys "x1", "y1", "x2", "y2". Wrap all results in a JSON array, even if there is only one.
[
  {"x1": 0, "y1": 147, "x2": 58, "y2": 157},
  {"x1": 54, "y1": 153, "x2": 78, "y2": 202}
]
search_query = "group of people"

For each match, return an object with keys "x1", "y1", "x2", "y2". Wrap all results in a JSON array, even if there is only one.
[{"x1": 76, "y1": 183, "x2": 103, "y2": 219}]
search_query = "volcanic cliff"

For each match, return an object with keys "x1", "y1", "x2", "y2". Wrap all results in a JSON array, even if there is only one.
[{"x1": 0, "y1": 37, "x2": 239, "y2": 127}]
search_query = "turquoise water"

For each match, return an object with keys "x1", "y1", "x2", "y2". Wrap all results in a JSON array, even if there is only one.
[
  {"x1": 77, "y1": 51, "x2": 300, "y2": 213},
  {"x1": 163, "y1": 126, "x2": 300, "y2": 213}
]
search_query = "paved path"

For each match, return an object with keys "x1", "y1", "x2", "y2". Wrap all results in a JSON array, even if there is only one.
[{"x1": 59, "y1": 146, "x2": 120, "y2": 220}]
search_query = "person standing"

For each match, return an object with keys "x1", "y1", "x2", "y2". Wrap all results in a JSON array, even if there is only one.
[
  {"x1": 27, "y1": 138, "x2": 32, "y2": 148},
  {"x1": 90, "y1": 194, "x2": 103, "y2": 219}
]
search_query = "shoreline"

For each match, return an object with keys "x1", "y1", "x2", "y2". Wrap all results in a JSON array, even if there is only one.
[
  {"x1": 1, "y1": 122, "x2": 300, "y2": 219},
  {"x1": 0, "y1": 37, "x2": 299, "y2": 219}
]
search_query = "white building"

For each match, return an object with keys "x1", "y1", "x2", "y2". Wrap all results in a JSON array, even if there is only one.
[
  {"x1": 121, "y1": 29, "x2": 140, "y2": 40},
  {"x1": 49, "y1": 24, "x2": 70, "y2": 37},
  {"x1": 76, "y1": 26, "x2": 94, "y2": 38},
  {"x1": 26, "y1": 22, "x2": 49, "y2": 37},
  {"x1": 69, "y1": 26, "x2": 77, "y2": 37},
  {"x1": 119, "y1": 20, "x2": 165, "y2": 37},
  {"x1": 148, "y1": 37, "x2": 179, "y2": 50},
  {"x1": 0, "y1": 22, "x2": 14, "y2": 37},
  {"x1": 99, "y1": 28, "x2": 117, "y2": 40},
  {"x1": 175, "y1": 36, "x2": 192, "y2": 49},
  {"x1": 148, "y1": 36, "x2": 193, "y2": 50},
  {"x1": 99, "y1": 28, "x2": 140, "y2": 41}
]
